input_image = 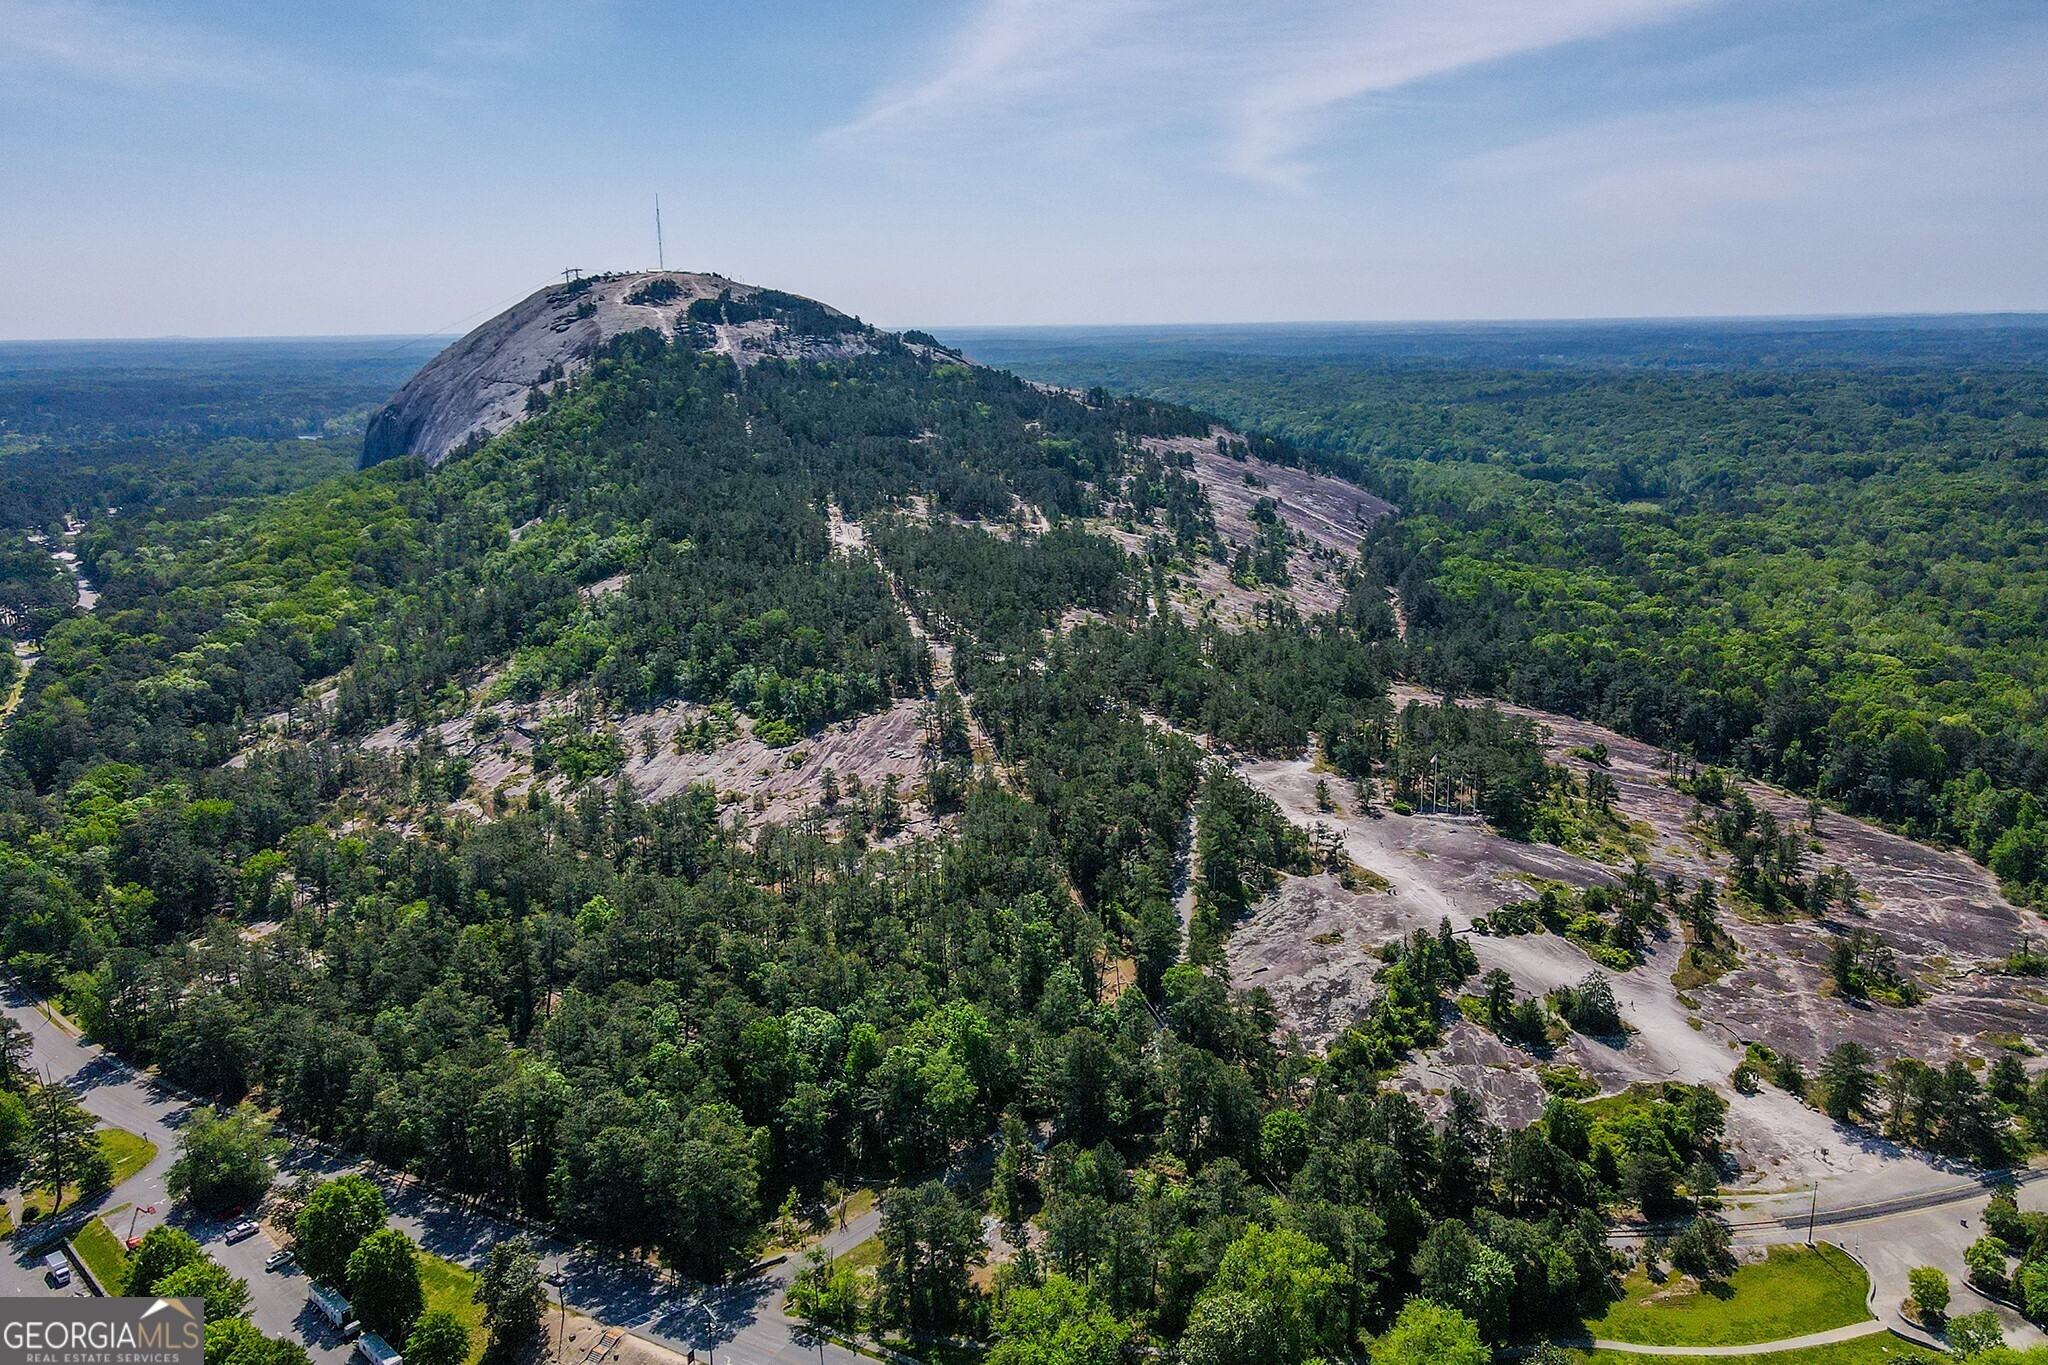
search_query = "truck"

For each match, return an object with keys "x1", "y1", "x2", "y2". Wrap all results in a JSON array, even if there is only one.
[{"x1": 42, "y1": 1253, "x2": 71, "y2": 1287}]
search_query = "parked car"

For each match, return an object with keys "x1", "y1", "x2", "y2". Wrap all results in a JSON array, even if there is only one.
[
  {"x1": 224, "y1": 1221, "x2": 259, "y2": 1243},
  {"x1": 265, "y1": 1249, "x2": 294, "y2": 1271}
]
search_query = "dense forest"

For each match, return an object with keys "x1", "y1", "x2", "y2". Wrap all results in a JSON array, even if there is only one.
[
  {"x1": 0, "y1": 338, "x2": 427, "y2": 644},
  {"x1": 954, "y1": 323, "x2": 2048, "y2": 909},
  {"x1": 3, "y1": 320, "x2": 2047, "y2": 1364}
]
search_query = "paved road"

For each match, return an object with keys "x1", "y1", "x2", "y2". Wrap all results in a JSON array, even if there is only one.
[
  {"x1": 24, "y1": 969, "x2": 2021, "y2": 1361},
  {"x1": 0, "y1": 981, "x2": 889, "y2": 1365},
  {"x1": 1573, "y1": 1319, "x2": 1893, "y2": 1357},
  {"x1": 1603, "y1": 1164, "x2": 2048, "y2": 1352}
]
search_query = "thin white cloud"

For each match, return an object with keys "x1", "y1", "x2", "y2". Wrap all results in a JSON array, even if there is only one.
[
  {"x1": 1222, "y1": 0, "x2": 1711, "y2": 188},
  {"x1": 833, "y1": 0, "x2": 1149, "y2": 140},
  {"x1": 833, "y1": 0, "x2": 1714, "y2": 187},
  {"x1": 1459, "y1": 41, "x2": 2048, "y2": 224},
  {"x1": 0, "y1": 0, "x2": 283, "y2": 90}
]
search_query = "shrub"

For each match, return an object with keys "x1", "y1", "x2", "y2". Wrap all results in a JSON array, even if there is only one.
[
  {"x1": 1669, "y1": 1213, "x2": 1734, "y2": 1283},
  {"x1": 1906, "y1": 1265, "x2": 1949, "y2": 1321},
  {"x1": 1965, "y1": 1236, "x2": 2009, "y2": 1295},
  {"x1": 1554, "y1": 973, "x2": 1624, "y2": 1035},
  {"x1": 2020, "y1": 1256, "x2": 2048, "y2": 1321},
  {"x1": 626, "y1": 278, "x2": 683, "y2": 306},
  {"x1": 1946, "y1": 1308, "x2": 2005, "y2": 1358}
]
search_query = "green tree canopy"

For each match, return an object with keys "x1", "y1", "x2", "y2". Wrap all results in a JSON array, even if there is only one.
[
  {"x1": 168, "y1": 1103, "x2": 277, "y2": 1214},
  {"x1": 1370, "y1": 1300, "x2": 1488, "y2": 1365},
  {"x1": 1183, "y1": 1225, "x2": 1347, "y2": 1365},
  {"x1": 877, "y1": 1181, "x2": 983, "y2": 1334},
  {"x1": 293, "y1": 1174, "x2": 387, "y2": 1287},
  {"x1": 402, "y1": 1309, "x2": 472, "y2": 1365},
  {"x1": 474, "y1": 1237, "x2": 546, "y2": 1355},
  {"x1": 346, "y1": 1228, "x2": 425, "y2": 1344},
  {"x1": 156, "y1": 1259, "x2": 252, "y2": 1321},
  {"x1": 124, "y1": 1225, "x2": 207, "y2": 1296},
  {"x1": 986, "y1": 1273, "x2": 1128, "y2": 1365},
  {"x1": 27, "y1": 1084, "x2": 106, "y2": 1210},
  {"x1": 202, "y1": 1318, "x2": 312, "y2": 1365}
]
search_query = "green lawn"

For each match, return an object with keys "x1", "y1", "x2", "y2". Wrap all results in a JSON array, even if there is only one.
[
  {"x1": 22, "y1": 1128, "x2": 158, "y2": 1218},
  {"x1": 417, "y1": 1250, "x2": 486, "y2": 1364},
  {"x1": 1582, "y1": 1244, "x2": 1871, "y2": 1347},
  {"x1": 71, "y1": 1216, "x2": 129, "y2": 1292},
  {"x1": 836, "y1": 1236, "x2": 884, "y2": 1273},
  {"x1": 1574, "y1": 1331, "x2": 1925, "y2": 1364},
  {"x1": 874, "y1": 1336, "x2": 985, "y2": 1365},
  {"x1": 99, "y1": 1129, "x2": 156, "y2": 1185}
]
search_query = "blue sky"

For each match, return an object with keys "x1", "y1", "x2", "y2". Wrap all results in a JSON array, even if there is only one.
[{"x1": 2, "y1": 0, "x2": 2044, "y2": 336}]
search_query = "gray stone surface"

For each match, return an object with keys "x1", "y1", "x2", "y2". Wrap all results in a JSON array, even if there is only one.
[{"x1": 362, "y1": 272, "x2": 879, "y2": 468}]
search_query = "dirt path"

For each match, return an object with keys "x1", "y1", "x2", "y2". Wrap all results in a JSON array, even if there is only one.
[
  {"x1": 1379, "y1": 685, "x2": 2048, "y2": 1079},
  {"x1": 1217, "y1": 746, "x2": 1984, "y2": 1196},
  {"x1": 827, "y1": 502, "x2": 1005, "y2": 777},
  {"x1": 1173, "y1": 801, "x2": 1201, "y2": 946}
]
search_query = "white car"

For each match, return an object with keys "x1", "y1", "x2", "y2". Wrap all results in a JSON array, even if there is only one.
[{"x1": 224, "y1": 1221, "x2": 259, "y2": 1244}]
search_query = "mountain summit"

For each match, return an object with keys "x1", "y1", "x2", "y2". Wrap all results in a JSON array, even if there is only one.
[{"x1": 361, "y1": 271, "x2": 881, "y2": 467}]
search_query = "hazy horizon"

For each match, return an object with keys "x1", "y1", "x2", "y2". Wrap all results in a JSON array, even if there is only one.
[
  {"x1": 4, "y1": 1, "x2": 2045, "y2": 339},
  {"x1": 6, "y1": 310, "x2": 2048, "y2": 351}
]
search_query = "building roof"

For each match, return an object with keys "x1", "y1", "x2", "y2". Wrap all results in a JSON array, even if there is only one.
[{"x1": 356, "y1": 1333, "x2": 403, "y2": 1365}]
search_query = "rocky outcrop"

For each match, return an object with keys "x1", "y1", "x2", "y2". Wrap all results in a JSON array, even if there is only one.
[{"x1": 361, "y1": 272, "x2": 879, "y2": 468}]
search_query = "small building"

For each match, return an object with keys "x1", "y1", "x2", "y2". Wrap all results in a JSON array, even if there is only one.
[
  {"x1": 355, "y1": 1333, "x2": 403, "y2": 1365},
  {"x1": 310, "y1": 1283, "x2": 351, "y2": 1329}
]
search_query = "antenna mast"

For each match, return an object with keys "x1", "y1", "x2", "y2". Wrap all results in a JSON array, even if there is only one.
[{"x1": 655, "y1": 195, "x2": 665, "y2": 272}]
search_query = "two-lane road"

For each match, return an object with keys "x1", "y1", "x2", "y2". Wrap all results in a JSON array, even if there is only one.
[{"x1": 0, "y1": 980, "x2": 887, "y2": 1365}]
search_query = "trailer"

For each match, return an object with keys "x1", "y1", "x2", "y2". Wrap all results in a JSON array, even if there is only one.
[
  {"x1": 309, "y1": 1283, "x2": 351, "y2": 1330},
  {"x1": 355, "y1": 1333, "x2": 403, "y2": 1365}
]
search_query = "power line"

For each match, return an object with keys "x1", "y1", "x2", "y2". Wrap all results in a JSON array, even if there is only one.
[{"x1": 358, "y1": 282, "x2": 554, "y2": 364}]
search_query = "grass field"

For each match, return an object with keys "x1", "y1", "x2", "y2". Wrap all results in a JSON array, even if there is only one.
[
  {"x1": 836, "y1": 1236, "x2": 885, "y2": 1273},
  {"x1": 1581, "y1": 1244, "x2": 1871, "y2": 1347},
  {"x1": 71, "y1": 1216, "x2": 129, "y2": 1291},
  {"x1": 22, "y1": 1127, "x2": 157, "y2": 1218},
  {"x1": 418, "y1": 1250, "x2": 487, "y2": 1364},
  {"x1": 98, "y1": 1129, "x2": 156, "y2": 1184},
  {"x1": 874, "y1": 1336, "x2": 985, "y2": 1365},
  {"x1": 1574, "y1": 1332, "x2": 1925, "y2": 1364}
]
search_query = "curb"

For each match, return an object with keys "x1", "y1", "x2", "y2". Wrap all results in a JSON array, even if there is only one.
[{"x1": 62, "y1": 1240, "x2": 106, "y2": 1297}]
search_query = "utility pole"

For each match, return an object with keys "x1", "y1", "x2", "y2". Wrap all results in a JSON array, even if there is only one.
[{"x1": 1806, "y1": 1183, "x2": 1818, "y2": 1246}]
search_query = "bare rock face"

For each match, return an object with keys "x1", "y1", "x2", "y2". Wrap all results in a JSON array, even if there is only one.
[{"x1": 361, "y1": 272, "x2": 880, "y2": 468}]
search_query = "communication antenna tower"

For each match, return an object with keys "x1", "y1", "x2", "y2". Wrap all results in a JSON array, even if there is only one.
[{"x1": 655, "y1": 195, "x2": 666, "y2": 272}]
